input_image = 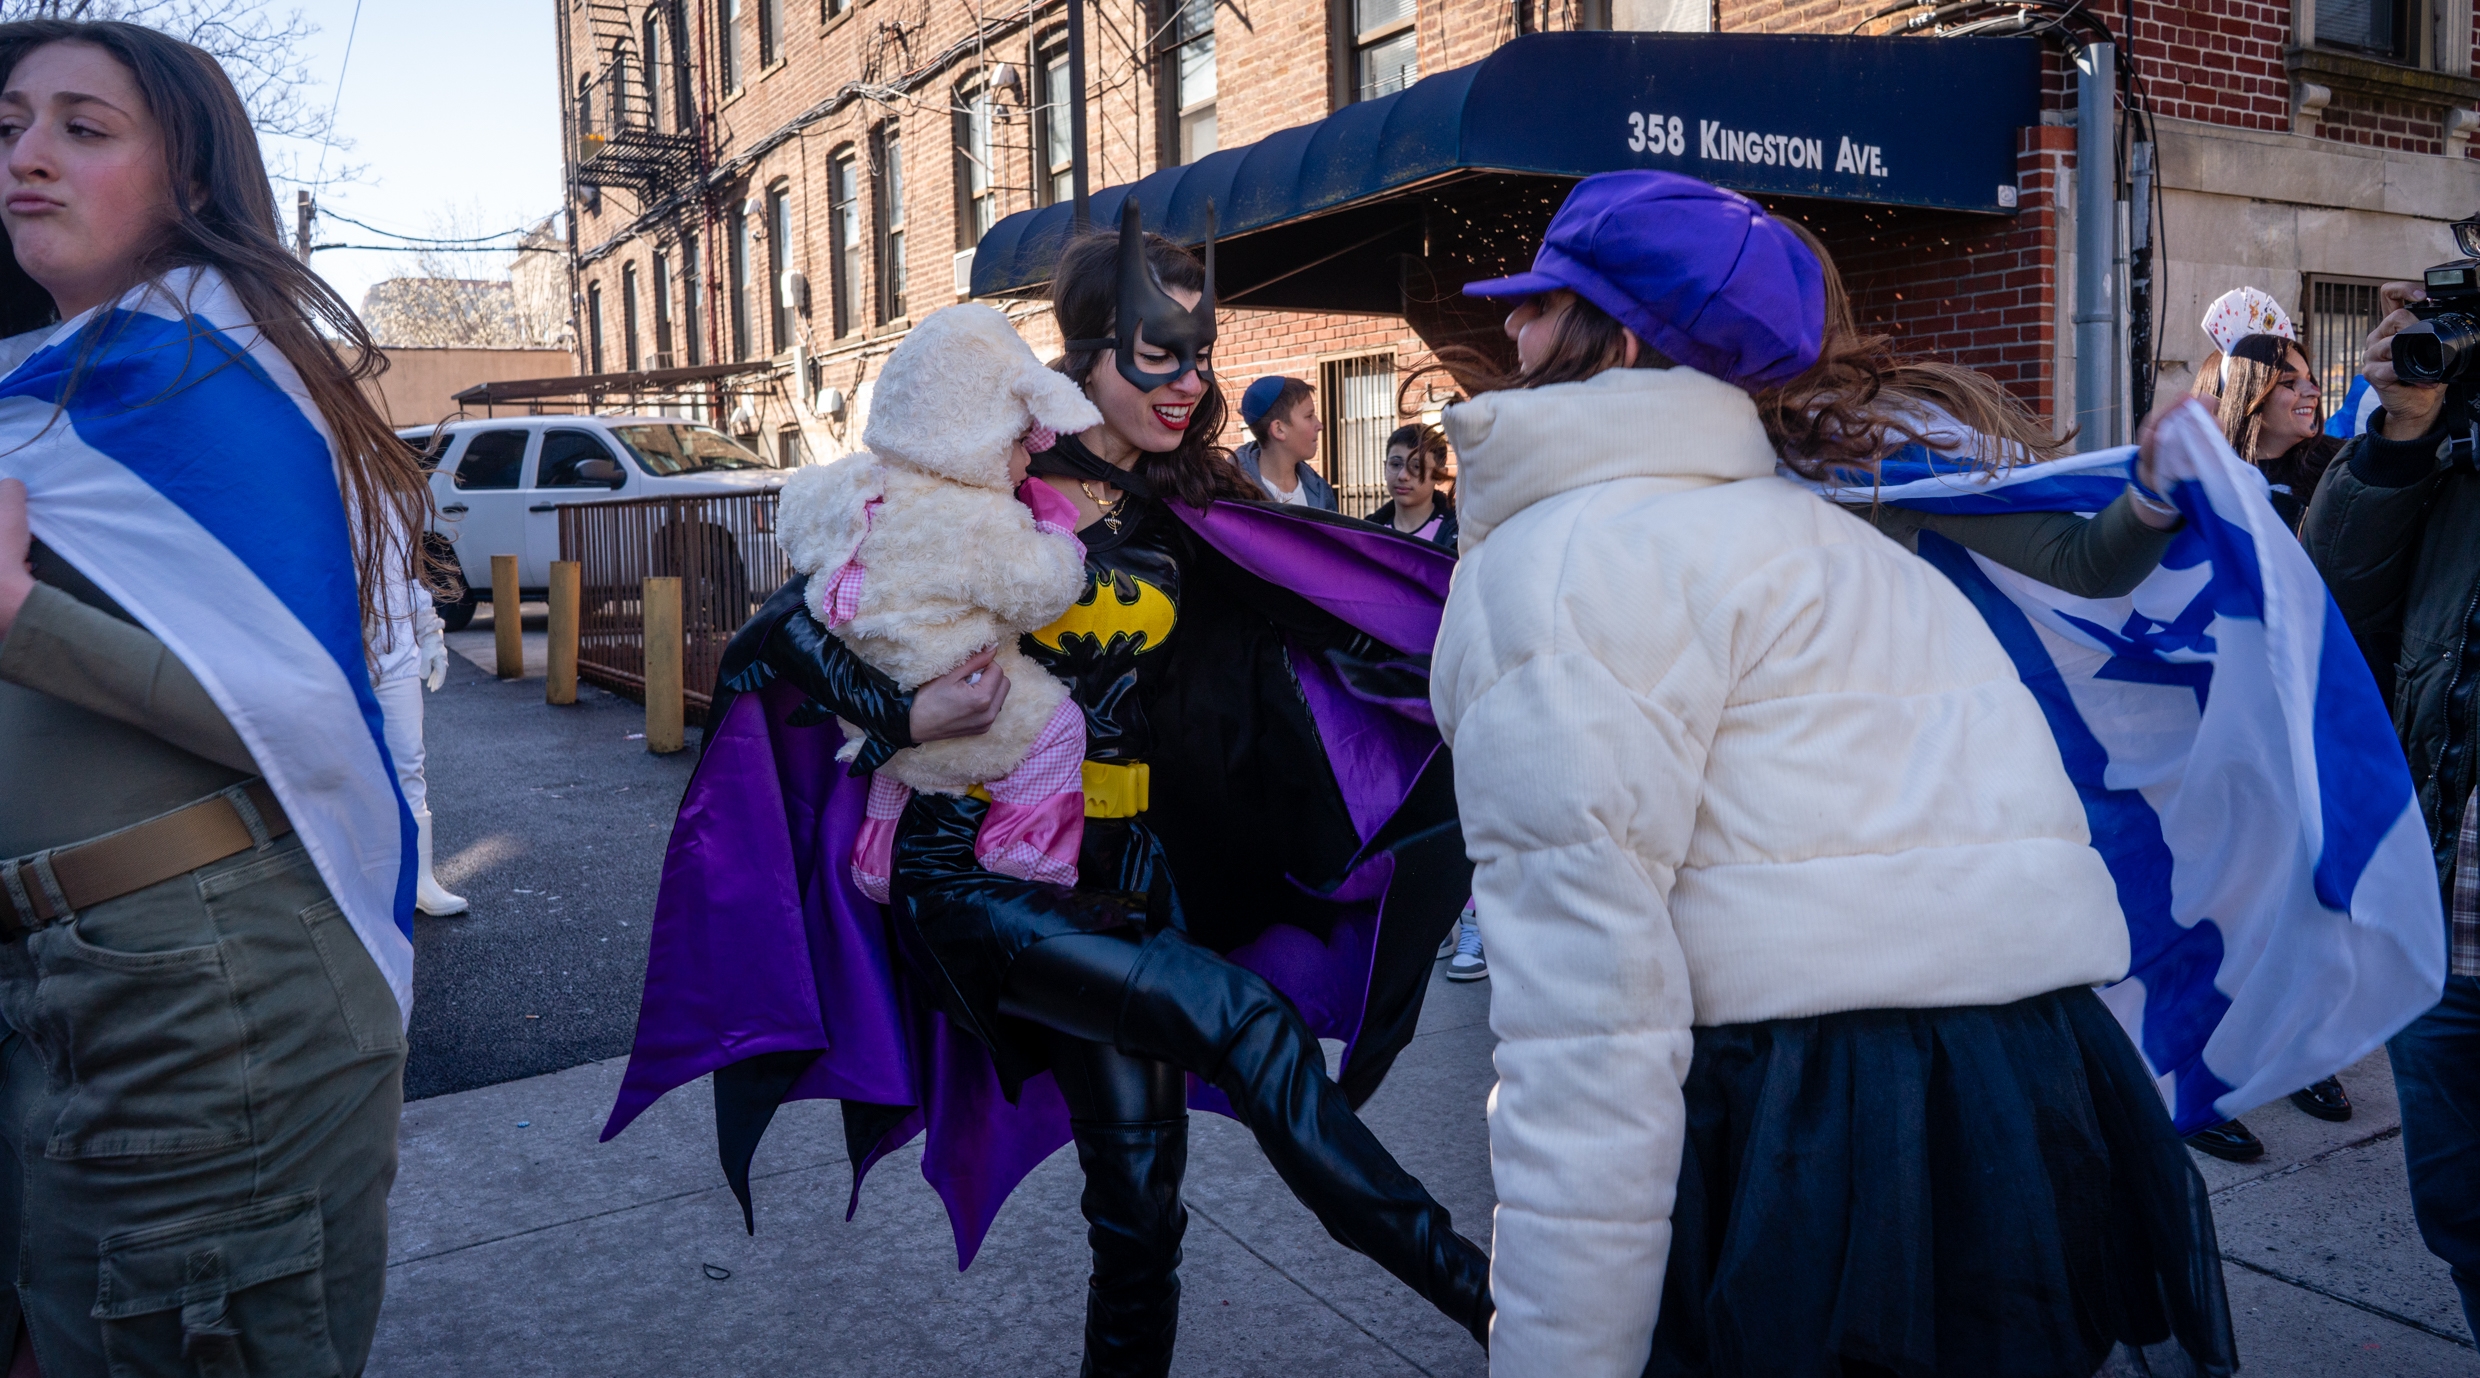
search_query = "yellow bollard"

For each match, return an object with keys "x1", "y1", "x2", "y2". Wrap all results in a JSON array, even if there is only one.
[
  {"x1": 546, "y1": 561, "x2": 580, "y2": 706},
  {"x1": 491, "y1": 554, "x2": 521, "y2": 679},
  {"x1": 642, "y1": 575, "x2": 684, "y2": 754}
]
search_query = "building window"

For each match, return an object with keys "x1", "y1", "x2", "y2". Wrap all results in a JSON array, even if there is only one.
[
  {"x1": 825, "y1": 0, "x2": 849, "y2": 17},
  {"x1": 652, "y1": 251, "x2": 673, "y2": 368},
  {"x1": 2315, "y1": 0, "x2": 2408, "y2": 59},
  {"x1": 642, "y1": 10, "x2": 662, "y2": 129},
  {"x1": 768, "y1": 183, "x2": 795, "y2": 352},
  {"x1": 777, "y1": 425, "x2": 806, "y2": 467},
  {"x1": 577, "y1": 76, "x2": 594, "y2": 138},
  {"x1": 1037, "y1": 45, "x2": 1074, "y2": 204},
  {"x1": 2307, "y1": 277, "x2": 2386, "y2": 417},
  {"x1": 728, "y1": 204, "x2": 751, "y2": 360},
  {"x1": 1169, "y1": 0, "x2": 1216, "y2": 163},
  {"x1": 829, "y1": 147, "x2": 860, "y2": 337},
  {"x1": 1345, "y1": 0, "x2": 1417, "y2": 102},
  {"x1": 587, "y1": 281, "x2": 606, "y2": 374},
  {"x1": 1319, "y1": 351, "x2": 1396, "y2": 516},
  {"x1": 756, "y1": 0, "x2": 781, "y2": 67},
  {"x1": 681, "y1": 233, "x2": 702, "y2": 364},
  {"x1": 874, "y1": 126, "x2": 907, "y2": 321},
  {"x1": 717, "y1": 0, "x2": 739, "y2": 91},
  {"x1": 954, "y1": 86, "x2": 996, "y2": 248},
  {"x1": 621, "y1": 262, "x2": 642, "y2": 370}
]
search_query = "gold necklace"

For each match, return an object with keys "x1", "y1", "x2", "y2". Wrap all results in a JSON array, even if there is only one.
[{"x1": 1079, "y1": 479, "x2": 1125, "y2": 534}]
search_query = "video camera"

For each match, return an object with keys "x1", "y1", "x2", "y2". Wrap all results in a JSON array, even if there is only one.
[
  {"x1": 2393, "y1": 217, "x2": 2480, "y2": 388},
  {"x1": 2390, "y1": 217, "x2": 2480, "y2": 463}
]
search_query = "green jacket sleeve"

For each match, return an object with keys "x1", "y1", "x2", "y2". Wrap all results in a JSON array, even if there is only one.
[
  {"x1": 0, "y1": 582, "x2": 259, "y2": 774},
  {"x1": 1854, "y1": 486, "x2": 2179, "y2": 599}
]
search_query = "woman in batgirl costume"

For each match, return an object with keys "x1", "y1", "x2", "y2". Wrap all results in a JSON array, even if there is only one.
[{"x1": 604, "y1": 202, "x2": 1491, "y2": 1377}]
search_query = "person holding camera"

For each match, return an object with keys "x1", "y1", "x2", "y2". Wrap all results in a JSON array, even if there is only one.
[{"x1": 2301, "y1": 258, "x2": 2480, "y2": 1342}]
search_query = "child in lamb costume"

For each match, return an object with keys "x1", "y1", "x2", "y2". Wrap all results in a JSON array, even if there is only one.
[{"x1": 775, "y1": 303, "x2": 1099, "y2": 900}]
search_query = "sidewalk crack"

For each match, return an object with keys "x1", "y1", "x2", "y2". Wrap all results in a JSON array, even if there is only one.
[
  {"x1": 385, "y1": 1155, "x2": 845, "y2": 1270},
  {"x1": 1181, "y1": 1197, "x2": 1442, "y2": 1377},
  {"x1": 2223, "y1": 1255, "x2": 2476, "y2": 1350},
  {"x1": 2206, "y1": 1124, "x2": 2402, "y2": 1202}
]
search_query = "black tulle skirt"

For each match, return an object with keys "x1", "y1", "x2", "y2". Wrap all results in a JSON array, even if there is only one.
[{"x1": 1645, "y1": 986, "x2": 2236, "y2": 1378}]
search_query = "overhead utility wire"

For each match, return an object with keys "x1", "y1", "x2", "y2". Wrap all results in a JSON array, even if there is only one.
[
  {"x1": 316, "y1": 208, "x2": 546, "y2": 246},
  {"x1": 310, "y1": 0, "x2": 365, "y2": 187}
]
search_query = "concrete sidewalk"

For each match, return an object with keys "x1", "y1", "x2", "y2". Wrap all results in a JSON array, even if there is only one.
[{"x1": 368, "y1": 966, "x2": 2475, "y2": 1376}]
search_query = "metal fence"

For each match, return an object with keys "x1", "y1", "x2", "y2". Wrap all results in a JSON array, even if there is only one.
[
  {"x1": 560, "y1": 488, "x2": 789, "y2": 716},
  {"x1": 1320, "y1": 351, "x2": 1398, "y2": 517}
]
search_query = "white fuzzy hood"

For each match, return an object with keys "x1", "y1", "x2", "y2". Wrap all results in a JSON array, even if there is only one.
[
  {"x1": 861, "y1": 302, "x2": 1102, "y2": 490},
  {"x1": 1442, "y1": 366, "x2": 1778, "y2": 546}
]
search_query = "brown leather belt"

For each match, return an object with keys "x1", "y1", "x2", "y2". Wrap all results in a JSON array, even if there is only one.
[{"x1": 0, "y1": 782, "x2": 292, "y2": 941}]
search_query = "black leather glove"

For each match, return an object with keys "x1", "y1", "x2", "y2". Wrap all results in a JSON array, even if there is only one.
[{"x1": 762, "y1": 599, "x2": 917, "y2": 774}]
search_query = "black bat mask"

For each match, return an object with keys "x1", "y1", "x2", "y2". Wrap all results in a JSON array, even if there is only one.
[{"x1": 1066, "y1": 197, "x2": 1217, "y2": 393}]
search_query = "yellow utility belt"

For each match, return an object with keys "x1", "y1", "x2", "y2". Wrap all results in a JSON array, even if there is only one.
[{"x1": 967, "y1": 760, "x2": 1152, "y2": 819}]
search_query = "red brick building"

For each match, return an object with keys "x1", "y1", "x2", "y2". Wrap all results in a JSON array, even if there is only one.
[{"x1": 558, "y1": 0, "x2": 2480, "y2": 508}]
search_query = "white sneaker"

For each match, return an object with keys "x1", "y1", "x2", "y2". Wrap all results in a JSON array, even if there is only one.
[
  {"x1": 1446, "y1": 915, "x2": 1487, "y2": 982},
  {"x1": 1439, "y1": 899, "x2": 1476, "y2": 958}
]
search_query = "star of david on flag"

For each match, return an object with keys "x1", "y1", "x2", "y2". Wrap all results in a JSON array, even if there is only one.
[{"x1": 1797, "y1": 402, "x2": 2445, "y2": 1131}]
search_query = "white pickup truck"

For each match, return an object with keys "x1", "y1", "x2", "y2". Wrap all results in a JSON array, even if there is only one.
[{"x1": 404, "y1": 415, "x2": 783, "y2": 629}]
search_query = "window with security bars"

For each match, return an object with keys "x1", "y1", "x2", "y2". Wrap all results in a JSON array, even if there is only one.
[
  {"x1": 2306, "y1": 278, "x2": 2386, "y2": 423},
  {"x1": 1319, "y1": 352, "x2": 1398, "y2": 517}
]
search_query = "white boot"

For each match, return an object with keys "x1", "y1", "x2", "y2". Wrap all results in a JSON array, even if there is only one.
[{"x1": 415, "y1": 808, "x2": 469, "y2": 916}]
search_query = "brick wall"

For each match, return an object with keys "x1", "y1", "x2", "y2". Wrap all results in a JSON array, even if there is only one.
[
  {"x1": 2319, "y1": 89, "x2": 2453, "y2": 154},
  {"x1": 1758, "y1": 126, "x2": 2071, "y2": 421},
  {"x1": 2119, "y1": 0, "x2": 2293, "y2": 132}
]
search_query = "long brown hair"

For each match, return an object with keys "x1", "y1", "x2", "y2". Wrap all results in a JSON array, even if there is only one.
[
  {"x1": 2192, "y1": 334, "x2": 2314, "y2": 462},
  {"x1": 1050, "y1": 225, "x2": 1258, "y2": 508},
  {"x1": 0, "y1": 21, "x2": 430, "y2": 635},
  {"x1": 1755, "y1": 221, "x2": 2069, "y2": 480},
  {"x1": 1435, "y1": 288, "x2": 1675, "y2": 396}
]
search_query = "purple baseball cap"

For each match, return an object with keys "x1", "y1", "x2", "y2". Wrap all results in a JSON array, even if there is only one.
[{"x1": 1463, "y1": 171, "x2": 1825, "y2": 389}]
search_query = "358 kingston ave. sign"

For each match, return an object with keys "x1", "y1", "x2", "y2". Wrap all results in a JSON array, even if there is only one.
[{"x1": 1467, "y1": 34, "x2": 2040, "y2": 215}]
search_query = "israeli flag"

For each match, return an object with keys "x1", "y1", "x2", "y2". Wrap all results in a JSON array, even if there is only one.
[
  {"x1": 1804, "y1": 402, "x2": 2445, "y2": 1131},
  {"x1": 2325, "y1": 375, "x2": 2381, "y2": 440},
  {"x1": 0, "y1": 268, "x2": 415, "y2": 1013}
]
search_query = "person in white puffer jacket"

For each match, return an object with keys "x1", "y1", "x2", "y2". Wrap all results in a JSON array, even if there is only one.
[{"x1": 1432, "y1": 172, "x2": 2234, "y2": 1378}]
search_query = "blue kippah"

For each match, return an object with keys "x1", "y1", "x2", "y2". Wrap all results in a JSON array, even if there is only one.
[{"x1": 1240, "y1": 375, "x2": 1291, "y2": 428}]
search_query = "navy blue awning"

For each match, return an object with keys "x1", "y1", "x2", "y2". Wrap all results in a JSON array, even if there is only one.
[{"x1": 970, "y1": 31, "x2": 2040, "y2": 310}]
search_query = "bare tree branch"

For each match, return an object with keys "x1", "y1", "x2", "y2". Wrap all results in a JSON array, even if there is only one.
[{"x1": 0, "y1": 0, "x2": 363, "y2": 184}]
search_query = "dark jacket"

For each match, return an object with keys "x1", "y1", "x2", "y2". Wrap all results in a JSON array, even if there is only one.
[
  {"x1": 2263, "y1": 433, "x2": 2342, "y2": 534},
  {"x1": 1367, "y1": 499, "x2": 1460, "y2": 552},
  {"x1": 2302, "y1": 411, "x2": 2477, "y2": 896}
]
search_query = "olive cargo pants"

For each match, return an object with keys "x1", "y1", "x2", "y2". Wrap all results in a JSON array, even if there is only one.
[{"x1": 0, "y1": 835, "x2": 404, "y2": 1376}]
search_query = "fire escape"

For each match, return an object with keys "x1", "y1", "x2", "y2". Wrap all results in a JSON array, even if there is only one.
[{"x1": 575, "y1": 0, "x2": 701, "y2": 207}]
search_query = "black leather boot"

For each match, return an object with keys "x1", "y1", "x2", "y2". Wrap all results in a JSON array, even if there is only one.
[
  {"x1": 1116, "y1": 931, "x2": 1493, "y2": 1346},
  {"x1": 1072, "y1": 1117, "x2": 1189, "y2": 1378}
]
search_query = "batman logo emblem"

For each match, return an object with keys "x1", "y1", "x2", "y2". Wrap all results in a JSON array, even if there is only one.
[{"x1": 1033, "y1": 570, "x2": 1176, "y2": 655}]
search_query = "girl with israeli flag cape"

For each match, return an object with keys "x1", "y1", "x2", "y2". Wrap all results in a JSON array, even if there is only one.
[
  {"x1": 1795, "y1": 403, "x2": 2449, "y2": 1144},
  {"x1": 0, "y1": 21, "x2": 428, "y2": 1375}
]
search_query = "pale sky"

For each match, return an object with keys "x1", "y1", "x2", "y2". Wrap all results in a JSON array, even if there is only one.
[{"x1": 265, "y1": 0, "x2": 566, "y2": 314}]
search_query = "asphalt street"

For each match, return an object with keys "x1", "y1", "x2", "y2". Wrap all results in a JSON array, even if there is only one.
[{"x1": 409, "y1": 601, "x2": 696, "y2": 1101}]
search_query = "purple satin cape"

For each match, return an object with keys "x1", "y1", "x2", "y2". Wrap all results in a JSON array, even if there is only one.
[{"x1": 600, "y1": 501, "x2": 1457, "y2": 1268}]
